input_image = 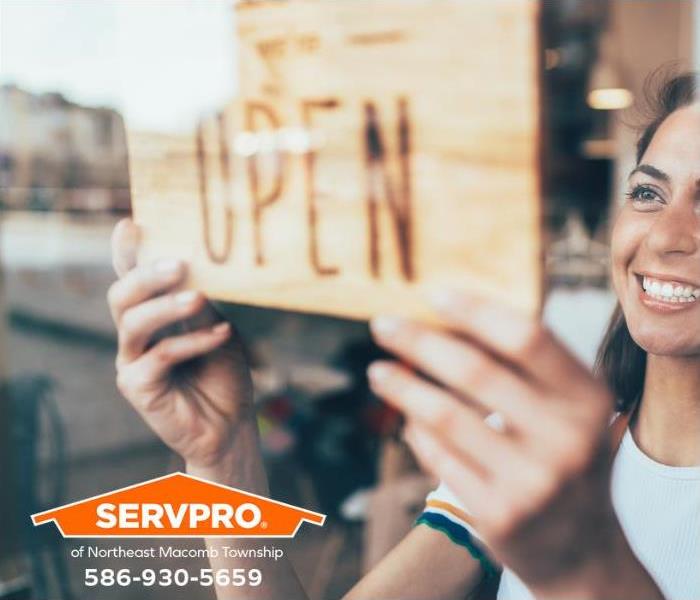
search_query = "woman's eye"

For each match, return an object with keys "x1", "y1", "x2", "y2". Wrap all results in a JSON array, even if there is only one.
[{"x1": 626, "y1": 185, "x2": 663, "y2": 207}]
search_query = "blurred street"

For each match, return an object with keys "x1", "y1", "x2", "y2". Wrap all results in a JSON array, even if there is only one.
[{"x1": 2, "y1": 211, "x2": 154, "y2": 457}]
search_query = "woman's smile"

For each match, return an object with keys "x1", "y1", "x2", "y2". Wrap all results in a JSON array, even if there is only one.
[{"x1": 634, "y1": 272, "x2": 700, "y2": 313}]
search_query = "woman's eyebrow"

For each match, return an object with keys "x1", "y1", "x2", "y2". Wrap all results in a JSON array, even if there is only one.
[{"x1": 628, "y1": 163, "x2": 671, "y2": 182}]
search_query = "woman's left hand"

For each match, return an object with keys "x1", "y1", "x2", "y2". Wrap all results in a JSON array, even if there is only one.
[{"x1": 368, "y1": 290, "x2": 649, "y2": 597}]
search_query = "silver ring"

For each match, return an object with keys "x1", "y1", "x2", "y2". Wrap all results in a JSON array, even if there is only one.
[{"x1": 484, "y1": 411, "x2": 506, "y2": 433}]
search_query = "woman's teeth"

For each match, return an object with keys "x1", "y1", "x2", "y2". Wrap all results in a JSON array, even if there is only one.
[{"x1": 642, "y1": 276, "x2": 700, "y2": 303}]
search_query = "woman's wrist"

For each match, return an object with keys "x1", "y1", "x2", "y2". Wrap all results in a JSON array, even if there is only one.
[
  {"x1": 531, "y1": 525, "x2": 664, "y2": 600},
  {"x1": 186, "y1": 418, "x2": 269, "y2": 496}
]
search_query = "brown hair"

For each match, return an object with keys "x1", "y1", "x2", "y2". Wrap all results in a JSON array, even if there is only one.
[{"x1": 594, "y1": 69, "x2": 698, "y2": 413}]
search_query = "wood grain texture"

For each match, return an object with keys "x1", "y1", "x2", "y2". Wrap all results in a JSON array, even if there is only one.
[{"x1": 127, "y1": 0, "x2": 543, "y2": 322}]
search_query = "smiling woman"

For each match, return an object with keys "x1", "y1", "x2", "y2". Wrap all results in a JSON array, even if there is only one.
[{"x1": 598, "y1": 70, "x2": 700, "y2": 413}]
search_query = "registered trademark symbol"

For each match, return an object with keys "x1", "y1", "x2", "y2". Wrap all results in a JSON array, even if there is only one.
[{"x1": 261, "y1": 521, "x2": 268, "y2": 529}]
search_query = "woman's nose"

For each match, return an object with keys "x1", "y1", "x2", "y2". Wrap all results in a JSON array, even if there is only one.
[{"x1": 645, "y1": 203, "x2": 699, "y2": 257}]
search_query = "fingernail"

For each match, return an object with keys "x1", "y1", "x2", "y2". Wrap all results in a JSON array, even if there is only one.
[
  {"x1": 154, "y1": 258, "x2": 182, "y2": 275},
  {"x1": 370, "y1": 315, "x2": 403, "y2": 339},
  {"x1": 367, "y1": 361, "x2": 392, "y2": 384},
  {"x1": 175, "y1": 290, "x2": 199, "y2": 305},
  {"x1": 212, "y1": 322, "x2": 230, "y2": 335}
]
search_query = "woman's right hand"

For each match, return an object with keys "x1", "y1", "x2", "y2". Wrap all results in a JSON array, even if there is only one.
[{"x1": 108, "y1": 218, "x2": 255, "y2": 471}]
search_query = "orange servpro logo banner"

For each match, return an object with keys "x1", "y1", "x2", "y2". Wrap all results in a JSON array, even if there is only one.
[{"x1": 31, "y1": 472, "x2": 326, "y2": 538}]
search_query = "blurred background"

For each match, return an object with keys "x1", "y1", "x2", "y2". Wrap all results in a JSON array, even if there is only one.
[{"x1": 0, "y1": 1, "x2": 697, "y2": 599}]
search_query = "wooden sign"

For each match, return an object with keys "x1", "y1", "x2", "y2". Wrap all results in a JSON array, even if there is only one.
[{"x1": 127, "y1": 0, "x2": 543, "y2": 321}]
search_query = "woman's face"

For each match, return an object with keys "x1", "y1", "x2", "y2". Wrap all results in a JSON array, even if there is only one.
[{"x1": 612, "y1": 103, "x2": 700, "y2": 357}]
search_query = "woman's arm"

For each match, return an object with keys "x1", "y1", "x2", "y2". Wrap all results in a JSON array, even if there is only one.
[
  {"x1": 368, "y1": 289, "x2": 666, "y2": 599},
  {"x1": 109, "y1": 220, "x2": 306, "y2": 600},
  {"x1": 190, "y1": 431, "x2": 483, "y2": 600},
  {"x1": 531, "y1": 521, "x2": 664, "y2": 600},
  {"x1": 186, "y1": 422, "x2": 309, "y2": 600},
  {"x1": 344, "y1": 525, "x2": 483, "y2": 600}
]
